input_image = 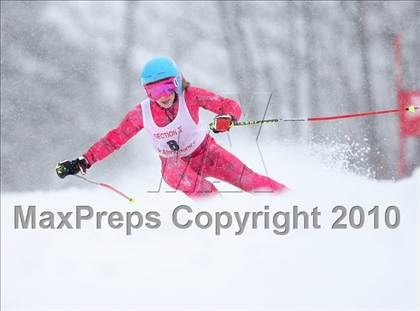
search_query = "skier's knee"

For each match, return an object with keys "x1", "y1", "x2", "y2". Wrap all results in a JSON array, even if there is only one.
[{"x1": 239, "y1": 172, "x2": 287, "y2": 193}]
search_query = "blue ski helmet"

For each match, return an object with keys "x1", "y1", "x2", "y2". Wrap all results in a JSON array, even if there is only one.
[{"x1": 141, "y1": 56, "x2": 180, "y2": 84}]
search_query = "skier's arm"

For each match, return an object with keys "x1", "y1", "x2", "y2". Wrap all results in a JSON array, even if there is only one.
[
  {"x1": 83, "y1": 105, "x2": 144, "y2": 166},
  {"x1": 189, "y1": 86, "x2": 242, "y2": 121}
]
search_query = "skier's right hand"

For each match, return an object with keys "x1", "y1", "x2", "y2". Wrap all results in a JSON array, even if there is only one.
[{"x1": 56, "y1": 157, "x2": 90, "y2": 178}]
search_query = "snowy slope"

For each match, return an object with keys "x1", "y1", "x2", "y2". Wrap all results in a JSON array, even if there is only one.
[{"x1": 1, "y1": 137, "x2": 419, "y2": 311}]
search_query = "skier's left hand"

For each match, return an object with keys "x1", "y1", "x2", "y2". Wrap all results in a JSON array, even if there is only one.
[{"x1": 211, "y1": 114, "x2": 233, "y2": 133}]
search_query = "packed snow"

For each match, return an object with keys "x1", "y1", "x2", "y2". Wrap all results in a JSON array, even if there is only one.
[{"x1": 1, "y1": 135, "x2": 418, "y2": 311}]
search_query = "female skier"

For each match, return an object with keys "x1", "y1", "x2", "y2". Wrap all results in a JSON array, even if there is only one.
[{"x1": 56, "y1": 56, "x2": 287, "y2": 198}]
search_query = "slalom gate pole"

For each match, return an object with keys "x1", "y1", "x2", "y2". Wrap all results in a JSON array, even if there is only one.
[
  {"x1": 74, "y1": 174, "x2": 136, "y2": 204},
  {"x1": 228, "y1": 105, "x2": 419, "y2": 127}
]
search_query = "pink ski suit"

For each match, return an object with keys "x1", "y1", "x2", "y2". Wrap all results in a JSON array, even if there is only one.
[{"x1": 83, "y1": 86, "x2": 287, "y2": 198}]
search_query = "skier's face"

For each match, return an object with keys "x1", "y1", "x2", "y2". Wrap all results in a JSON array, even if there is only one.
[{"x1": 156, "y1": 92, "x2": 176, "y2": 109}]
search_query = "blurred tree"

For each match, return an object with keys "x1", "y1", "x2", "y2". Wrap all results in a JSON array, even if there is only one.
[
  {"x1": 119, "y1": 1, "x2": 137, "y2": 111},
  {"x1": 1, "y1": 1, "x2": 98, "y2": 191},
  {"x1": 216, "y1": 1, "x2": 258, "y2": 119},
  {"x1": 286, "y1": 1, "x2": 301, "y2": 138},
  {"x1": 355, "y1": 1, "x2": 383, "y2": 177},
  {"x1": 302, "y1": 2, "x2": 321, "y2": 140}
]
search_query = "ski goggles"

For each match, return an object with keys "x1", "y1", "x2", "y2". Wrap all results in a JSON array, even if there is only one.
[{"x1": 144, "y1": 77, "x2": 177, "y2": 101}]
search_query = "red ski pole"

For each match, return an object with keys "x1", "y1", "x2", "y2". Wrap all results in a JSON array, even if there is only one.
[
  {"x1": 229, "y1": 105, "x2": 418, "y2": 126},
  {"x1": 307, "y1": 106, "x2": 418, "y2": 122},
  {"x1": 74, "y1": 174, "x2": 136, "y2": 204}
]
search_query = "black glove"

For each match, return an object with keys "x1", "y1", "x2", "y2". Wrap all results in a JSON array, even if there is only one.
[{"x1": 56, "y1": 157, "x2": 90, "y2": 179}]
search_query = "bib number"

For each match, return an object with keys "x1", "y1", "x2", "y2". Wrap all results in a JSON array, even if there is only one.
[{"x1": 167, "y1": 140, "x2": 180, "y2": 151}]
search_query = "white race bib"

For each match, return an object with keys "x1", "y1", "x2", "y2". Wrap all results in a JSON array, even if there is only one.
[{"x1": 141, "y1": 93, "x2": 207, "y2": 158}]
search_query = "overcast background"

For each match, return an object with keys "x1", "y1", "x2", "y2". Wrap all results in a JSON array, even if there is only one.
[{"x1": 1, "y1": 1, "x2": 420, "y2": 192}]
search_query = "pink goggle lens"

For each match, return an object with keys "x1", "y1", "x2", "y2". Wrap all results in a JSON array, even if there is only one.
[{"x1": 144, "y1": 78, "x2": 177, "y2": 100}]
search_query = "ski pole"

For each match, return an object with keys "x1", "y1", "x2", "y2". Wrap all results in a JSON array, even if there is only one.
[
  {"x1": 223, "y1": 105, "x2": 418, "y2": 127},
  {"x1": 306, "y1": 105, "x2": 418, "y2": 122},
  {"x1": 73, "y1": 174, "x2": 136, "y2": 204},
  {"x1": 232, "y1": 119, "x2": 280, "y2": 126}
]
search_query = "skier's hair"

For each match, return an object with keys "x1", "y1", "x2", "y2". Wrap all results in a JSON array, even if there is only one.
[{"x1": 182, "y1": 76, "x2": 190, "y2": 90}]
